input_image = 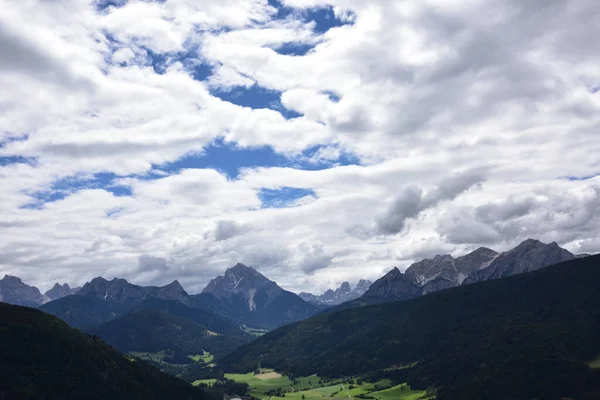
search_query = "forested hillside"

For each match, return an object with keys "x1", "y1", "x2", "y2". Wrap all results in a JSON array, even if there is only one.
[
  {"x1": 0, "y1": 303, "x2": 216, "y2": 400},
  {"x1": 223, "y1": 255, "x2": 600, "y2": 400}
]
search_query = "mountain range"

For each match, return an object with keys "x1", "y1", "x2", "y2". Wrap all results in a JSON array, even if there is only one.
[
  {"x1": 299, "y1": 279, "x2": 372, "y2": 305},
  {"x1": 0, "y1": 275, "x2": 79, "y2": 307},
  {"x1": 2, "y1": 239, "x2": 584, "y2": 331},
  {"x1": 222, "y1": 254, "x2": 600, "y2": 400},
  {"x1": 349, "y1": 239, "x2": 577, "y2": 308},
  {"x1": 1, "y1": 238, "x2": 597, "y2": 399},
  {"x1": 31, "y1": 263, "x2": 320, "y2": 373},
  {"x1": 1, "y1": 238, "x2": 590, "y2": 381}
]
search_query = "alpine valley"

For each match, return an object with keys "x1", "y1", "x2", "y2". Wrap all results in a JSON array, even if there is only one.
[{"x1": 3, "y1": 239, "x2": 599, "y2": 400}]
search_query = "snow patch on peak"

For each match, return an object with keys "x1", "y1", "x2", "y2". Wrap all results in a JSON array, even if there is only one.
[{"x1": 247, "y1": 288, "x2": 257, "y2": 311}]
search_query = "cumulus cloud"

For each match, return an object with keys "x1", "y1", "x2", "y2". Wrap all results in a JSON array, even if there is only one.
[
  {"x1": 0, "y1": 0, "x2": 599, "y2": 294},
  {"x1": 213, "y1": 220, "x2": 249, "y2": 241},
  {"x1": 296, "y1": 243, "x2": 334, "y2": 275},
  {"x1": 376, "y1": 185, "x2": 424, "y2": 235},
  {"x1": 376, "y1": 170, "x2": 486, "y2": 235}
]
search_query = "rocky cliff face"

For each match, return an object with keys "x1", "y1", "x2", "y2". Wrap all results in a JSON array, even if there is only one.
[
  {"x1": 77, "y1": 277, "x2": 193, "y2": 307},
  {"x1": 197, "y1": 263, "x2": 318, "y2": 329},
  {"x1": 360, "y1": 240, "x2": 576, "y2": 304},
  {"x1": 362, "y1": 268, "x2": 421, "y2": 301},
  {"x1": 464, "y1": 239, "x2": 575, "y2": 284},
  {"x1": 202, "y1": 263, "x2": 282, "y2": 311},
  {"x1": 404, "y1": 248, "x2": 499, "y2": 294},
  {"x1": 0, "y1": 275, "x2": 44, "y2": 307},
  {"x1": 299, "y1": 279, "x2": 373, "y2": 305}
]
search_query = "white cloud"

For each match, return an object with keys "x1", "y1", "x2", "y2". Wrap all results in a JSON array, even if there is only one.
[{"x1": 0, "y1": 0, "x2": 599, "y2": 294}]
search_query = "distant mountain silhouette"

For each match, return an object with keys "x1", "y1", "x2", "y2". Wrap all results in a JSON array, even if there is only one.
[{"x1": 299, "y1": 279, "x2": 372, "y2": 305}]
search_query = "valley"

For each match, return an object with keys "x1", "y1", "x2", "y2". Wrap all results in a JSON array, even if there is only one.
[
  {"x1": 2, "y1": 240, "x2": 599, "y2": 400},
  {"x1": 3, "y1": 2, "x2": 598, "y2": 398}
]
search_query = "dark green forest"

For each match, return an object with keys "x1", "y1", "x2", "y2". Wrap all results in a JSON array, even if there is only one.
[
  {"x1": 84, "y1": 300, "x2": 252, "y2": 363},
  {"x1": 0, "y1": 303, "x2": 216, "y2": 400},
  {"x1": 223, "y1": 255, "x2": 600, "y2": 400}
]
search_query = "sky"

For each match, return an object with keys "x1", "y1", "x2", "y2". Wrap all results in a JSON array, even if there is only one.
[{"x1": 1, "y1": 0, "x2": 600, "y2": 294}]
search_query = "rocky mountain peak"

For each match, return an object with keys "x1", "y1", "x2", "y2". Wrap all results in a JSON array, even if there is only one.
[
  {"x1": 464, "y1": 239, "x2": 575, "y2": 284},
  {"x1": 3, "y1": 274, "x2": 22, "y2": 283},
  {"x1": 339, "y1": 282, "x2": 351, "y2": 293},
  {"x1": 361, "y1": 245, "x2": 502, "y2": 300},
  {"x1": 363, "y1": 267, "x2": 420, "y2": 301},
  {"x1": 165, "y1": 280, "x2": 183, "y2": 289},
  {"x1": 0, "y1": 274, "x2": 44, "y2": 307},
  {"x1": 76, "y1": 276, "x2": 193, "y2": 307},
  {"x1": 226, "y1": 263, "x2": 260, "y2": 276},
  {"x1": 44, "y1": 283, "x2": 77, "y2": 301},
  {"x1": 204, "y1": 264, "x2": 276, "y2": 296},
  {"x1": 155, "y1": 280, "x2": 191, "y2": 306},
  {"x1": 356, "y1": 279, "x2": 371, "y2": 292},
  {"x1": 202, "y1": 264, "x2": 282, "y2": 312}
]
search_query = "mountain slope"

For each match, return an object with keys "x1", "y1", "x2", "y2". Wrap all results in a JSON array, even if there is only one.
[
  {"x1": 360, "y1": 247, "x2": 498, "y2": 302},
  {"x1": 38, "y1": 294, "x2": 116, "y2": 328},
  {"x1": 77, "y1": 277, "x2": 194, "y2": 308},
  {"x1": 84, "y1": 310, "x2": 246, "y2": 364},
  {"x1": 0, "y1": 275, "x2": 44, "y2": 307},
  {"x1": 299, "y1": 280, "x2": 372, "y2": 305},
  {"x1": 84, "y1": 299, "x2": 252, "y2": 362},
  {"x1": 195, "y1": 263, "x2": 319, "y2": 329},
  {"x1": 361, "y1": 267, "x2": 421, "y2": 301},
  {"x1": 0, "y1": 302, "x2": 215, "y2": 400},
  {"x1": 222, "y1": 255, "x2": 600, "y2": 400},
  {"x1": 40, "y1": 277, "x2": 195, "y2": 328},
  {"x1": 404, "y1": 247, "x2": 498, "y2": 294}
]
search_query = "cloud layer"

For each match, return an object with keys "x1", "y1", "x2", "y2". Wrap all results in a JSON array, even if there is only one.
[{"x1": 1, "y1": 0, "x2": 599, "y2": 294}]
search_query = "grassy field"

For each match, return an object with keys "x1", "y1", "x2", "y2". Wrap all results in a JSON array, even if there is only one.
[
  {"x1": 188, "y1": 350, "x2": 214, "y2": 364},
  {"x1": 590, "y1": 355, "x2": 600, "y2": 369},
  {"x1": 262, "y1": 382, "x2": 424, "y2": 400},
  {"x1": 215, "y1": 371, "x2": 424, "y2": 400},
  {"x1": 223, "y1": 371, "x2": 294, "y2": 397}
]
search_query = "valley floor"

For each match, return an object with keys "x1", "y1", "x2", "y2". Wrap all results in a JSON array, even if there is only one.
[{"x1": 194, "y1": 370, "x2": 429, "y2": 400}]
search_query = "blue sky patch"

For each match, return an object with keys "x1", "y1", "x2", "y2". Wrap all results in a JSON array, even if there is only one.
[
  {"x1": 156, "y1": 140, "x2": 362, "y2": 179},
  {"x1": 0, "y1": 156, "x2": 37, "y2": 167},
  {"x1": 157, "y1": 139, "x2": 291, "y2": 179},
  {"x1": 323, "y1": 91, "x2": 341, "y2": 102},
  {"x1": 268, "y1": 1, "x2": 354, "y2": 33},
  {"x1": 566, "y1": 174, "x2": 599, "y2": 181},
  {"x1": 272, "y1": 42, "x2": 317, "y2": 56},
  {"x1": 17, "y1": 141, "x2": 361, "y2": 209},
  {"x1": 259, "y1": 187, "x2": 316, "y2": 208},
  {"x1": 95, "y1": 0, "x2": 127, "y2": 12},
  {"x1": 303, "y1": 6, "x2": 353, "y2": 34},
  {"x1": 210, "y1": 85, "x2": 302, "y2": 119},
  {"x1": 20, "y1": 173, "x2": 132, "y2": 209}
]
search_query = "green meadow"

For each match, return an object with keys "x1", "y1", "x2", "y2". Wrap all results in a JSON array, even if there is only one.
[
  {"x1": 199, "y1": 370, "x2": 426, "y2": 400},
  {"x1": 188, "y1": 350, "x2": 214, "y2": 364}
]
